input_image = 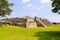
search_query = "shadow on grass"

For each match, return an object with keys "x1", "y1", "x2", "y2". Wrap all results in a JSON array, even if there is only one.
[{"x1": 34, "y1": 31, "x2": 60, "y2": 40}]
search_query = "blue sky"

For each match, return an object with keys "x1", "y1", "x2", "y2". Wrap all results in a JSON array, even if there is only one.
[{"x1": 4, "y1": 0, "x2": 60, "y2": 22}]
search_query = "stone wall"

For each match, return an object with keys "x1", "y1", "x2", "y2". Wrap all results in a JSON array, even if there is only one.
[
  {"x1": 0, "y1": 16, "x2": 53, "y2": 28},
  {"x1": 26, "y1": 21, "x2": 37, "y2": 28},
  {"x1": 26, "y1": 17, "x2": 37, "y2": 28}
]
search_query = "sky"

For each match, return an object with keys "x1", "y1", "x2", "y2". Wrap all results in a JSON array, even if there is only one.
[{"x1": 4, "y1": 0, "x2": 60, "y2": 22}]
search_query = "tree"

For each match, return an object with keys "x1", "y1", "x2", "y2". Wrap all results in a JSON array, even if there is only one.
[
  {"x1": 51, "y1": 0, "x2": 60, "y2": 14},
  {"x1": 0, "y1": 0, "x2": 13, "y2": 17}
]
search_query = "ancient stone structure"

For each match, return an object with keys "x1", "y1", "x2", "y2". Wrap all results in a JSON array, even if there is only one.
[
  {"x1": 34, "y1": 17, "x2": 53, "y2": 27},
  {"x1": 26, "y1": 16, "x2": 37, "y2": 28},
  {"x1": 0, "y1": 18, "x2": 27, "y2": 27},
  {"x1": 0, "y1": 16, "x2": 53, "y2": 28}
]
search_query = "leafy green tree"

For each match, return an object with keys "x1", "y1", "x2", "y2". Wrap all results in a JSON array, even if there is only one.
[
  {"x1": 51, "y1": 0, "x2": 60, "y2": 14},
  {"x1": 0, "y1": 0, "x2": 13, "y2": 17}
]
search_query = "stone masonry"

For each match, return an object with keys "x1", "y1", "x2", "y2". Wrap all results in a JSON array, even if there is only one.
[{"x1": 0, "y1": 16, "x2": 53, "y2": 28}]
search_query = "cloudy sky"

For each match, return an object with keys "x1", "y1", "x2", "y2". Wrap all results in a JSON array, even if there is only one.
[{"x1": 6, "y1": 0, "x2": 60, "y2": 22}]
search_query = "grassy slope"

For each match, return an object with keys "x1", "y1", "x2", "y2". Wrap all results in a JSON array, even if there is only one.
[{"x1": 0, "y1": 25, "x2": 60, "y2": 40}]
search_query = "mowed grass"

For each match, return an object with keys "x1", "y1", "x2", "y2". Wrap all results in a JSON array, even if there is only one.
[{"x1": 0, "y1": 24, "x2": 60, "y2": 40}]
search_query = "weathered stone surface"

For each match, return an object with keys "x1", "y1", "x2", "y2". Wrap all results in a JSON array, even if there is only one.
[
  {"x1": 26, "y1": 18, "x2": 37, "y2": 28},
  {"x1": 34, "y1": 17, "x2": 53, "y2": 27},
  {"x1": 0, "y1": 16, "x2": 53, "y2": 28}
]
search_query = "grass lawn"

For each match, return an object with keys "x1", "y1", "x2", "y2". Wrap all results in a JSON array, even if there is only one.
[{"x1": 0, "y1": 24, "x2": 60, "y2": 40}]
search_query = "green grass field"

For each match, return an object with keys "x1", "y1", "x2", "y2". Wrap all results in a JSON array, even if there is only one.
[{"x1": 0, "y1": 24, "x2": 60, "y2": 40}]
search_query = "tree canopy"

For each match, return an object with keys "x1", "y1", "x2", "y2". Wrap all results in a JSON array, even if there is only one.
[
  {"x1": 51, "y1": 0, "x2": 60, "y2": 14},
  {"x1": 0, "y1": 0, "x2": 13, "y2": 17}
]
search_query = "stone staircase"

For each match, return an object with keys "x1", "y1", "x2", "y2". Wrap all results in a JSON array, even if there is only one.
[{"x1": 35, "y1": 17, "x2": 53, "y2": 27}]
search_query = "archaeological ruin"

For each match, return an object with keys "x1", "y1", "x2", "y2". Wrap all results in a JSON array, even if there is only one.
[{"x1": 0, "y1": 16, "x2": 53, "y2": 28}]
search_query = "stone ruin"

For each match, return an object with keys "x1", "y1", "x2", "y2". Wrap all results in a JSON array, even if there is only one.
[
  {"x1": 34, "y1": 17, "x2": 53, "y2": 27},
  {"x1": 0, "y1": 16, "x2": 53, "y2": 28}
]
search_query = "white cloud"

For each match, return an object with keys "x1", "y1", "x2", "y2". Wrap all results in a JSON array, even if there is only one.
[
  {"x1": 32, "y1": 13, "x2": 37, "y2": 16},
  {"x1": 27, "y1": 4, "x2": 33, "y2": 7},
  {"x1": 49, "y1": 16, "x2": 60, "y2": 22},
  {"x1": 32, "y1": 7, "x2": 39, "y2": 10},
  {"x1": 32, "y1": 6, "x2": 36, "y2": 9},
  {"x1": 32, "y1": 7, "x2": 44, "y2": 11},
  {"x1": 26, "y1": 4, "x2": 44, "y2": 11},
  {"x1": 40, "y1": 0, "x2": 50, "y2": 3},
  {"x1": 22, "y1": 0, "x2": 30, "y2": 3},
  {"x1": 36, "y1": 7, "x2": 41, "y2": 11}
]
